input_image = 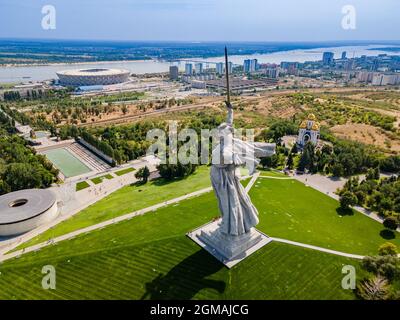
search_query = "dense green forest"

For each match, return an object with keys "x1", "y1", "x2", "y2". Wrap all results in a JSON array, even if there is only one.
[
  {"x1": 0, "y1": 113, "x2": 58, "y2": 195},
  {"x1": 339, "y1": 173, "x2": 400, "y2": 219}
]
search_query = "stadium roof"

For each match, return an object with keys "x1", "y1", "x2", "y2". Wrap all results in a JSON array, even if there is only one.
[{"x1": 56, "y1": 68, "x2": 130, "y2": 77}]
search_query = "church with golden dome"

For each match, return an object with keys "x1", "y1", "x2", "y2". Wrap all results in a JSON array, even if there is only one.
[{"x1": 296, "y1": 114, "x2": 320, "y2": 148}]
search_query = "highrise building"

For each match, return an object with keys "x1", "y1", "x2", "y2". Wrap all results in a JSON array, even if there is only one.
[
  {"x1": 265, "y1": 67, "x2": 279, "y2": 78},
  {"x1": 244, "y1": 59, "x2": 257, "y2": 73},
  {"x1": 169, "y1": 66, "x2": 179, "y2": 80},
  {"x1": 357, "y1": 71, "x2": 374, "y2": 83},
  {"x1": 250, "y1": 59, "x2": 258, "y2": 72},
  {"x1": 195, "y1": 63, "x2": 203, "y2": 74},
  {"x1": 341, "y1": 51, "x2": 347, "y2": 60},
  {"x1": 228, "y1": 62, "x2": 233, "y2": 74},
  {"x1": 244, "y1": 59, "x2": 251, "y2": 73},
  {"x1": 216, "y1": 62, "x2": 224, "y2": 75},
  {"x1": 372, "y1": 59, "x2": 379, "y2": 71},
  {"x1": 185, "y1": 63, "x2": 193, "y2": 75},
  {"x1": 322, "y1": 52, "x2": 334, "y2": 65},
  {"x1": 345, "y1": 59, "x2": 355, "y2": 71}
]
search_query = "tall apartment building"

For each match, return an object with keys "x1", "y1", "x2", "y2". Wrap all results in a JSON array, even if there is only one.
[
  {"x1": 216, "y1": 62, "x2": 224, "y2": 75},
  {"x1": 244, "y1": 59, "x2": 258, "y2": 73},
  {"x1": 169, "y1": 66, "x2": 179, "y2": 80},
  {"x1": 185, "y1": 63, "x2": 193, "y2": 75},
  {"x1": 265, "y1": 67, "x2": 279, "y2": 78},
  {"x1": 195, "y1": 63, "x2": 203, "y2": 74},
  {"x1": 228, "y1": 62, "x2": 233, "y2": 74},
  {"x1": 322, "y1": 52, "x2": 334, "y2": 65}
]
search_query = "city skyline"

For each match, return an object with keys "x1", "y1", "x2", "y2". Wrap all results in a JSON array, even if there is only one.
[{"x1": 1, "y1": 0, "x2": 400, "y2": 41}]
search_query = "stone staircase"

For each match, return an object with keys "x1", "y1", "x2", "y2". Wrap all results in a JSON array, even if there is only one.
[{"x1": 68, "y1": 143, "x2": 110, "y2": 172}]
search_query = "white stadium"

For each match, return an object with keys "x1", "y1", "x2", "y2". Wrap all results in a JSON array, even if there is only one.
[
  {"x1": 0, "y1": 189, "x2": 59, "y2": 236},
  {"x1": 56, "y1": 68, "x2": 130, "y2": 86}
]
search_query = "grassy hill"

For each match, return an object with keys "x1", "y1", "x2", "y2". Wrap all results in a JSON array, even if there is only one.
[{"x1": 3, "y1": 173, "x2": 398, "y2": 299}]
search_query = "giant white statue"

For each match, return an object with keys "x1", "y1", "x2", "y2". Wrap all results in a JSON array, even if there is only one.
[
  {"x1": 188, "y1": 48, "x2": 276, "y2": 267},
  {"x1": 211, "y1": 104, "x2": 275, "y2": 236}
]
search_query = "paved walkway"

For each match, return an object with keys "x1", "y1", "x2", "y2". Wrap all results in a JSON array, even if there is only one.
[
  {"x1": 293, "y1": 173, "x2": 346, "y2": 197},
  {"x1": 270, "y1": 237, "x2": 365, "y2": 260},
  {"x1": 258, "y1": 176, "x2": 293, "y2": 180},
  {"x1": 245, "y1": 172, "x2": 260, "y2": 193}
]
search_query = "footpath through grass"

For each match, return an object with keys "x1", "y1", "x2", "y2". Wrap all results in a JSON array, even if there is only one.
[
  {"x1": 14, "y1": 166, "x2": 211, "y2": 251},
  {"x1": 251, "y1": 178, "x2": 400, "y2": 256},
  {"x1": 0, "y1": 191, "x2": 361, "y2": 300}
]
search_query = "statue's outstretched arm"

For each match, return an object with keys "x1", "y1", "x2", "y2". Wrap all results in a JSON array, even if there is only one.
[{"x1": 253, "y1": 142, "x2": 276, "y2": 158}]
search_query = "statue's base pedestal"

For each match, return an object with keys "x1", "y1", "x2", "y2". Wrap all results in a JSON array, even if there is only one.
[{"x1": 187, "y1": 219, "x2": 272, "y2": 268}]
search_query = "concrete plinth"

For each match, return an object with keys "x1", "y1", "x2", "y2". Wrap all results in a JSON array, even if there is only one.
[{"x1": 187, "y1": 219, "x2": 272, "y2": 268}]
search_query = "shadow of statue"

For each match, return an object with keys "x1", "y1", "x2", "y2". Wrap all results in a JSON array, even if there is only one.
[{"x1": 140, "y1": 249, "x2": 226, "y2": 300}]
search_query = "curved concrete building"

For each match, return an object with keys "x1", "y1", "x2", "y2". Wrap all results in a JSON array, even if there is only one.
[
  {"x1": 0, "y1": 189, "x2": 58, "y2": 236},
  {"x1": 57, "y1": 68, "x2": 130, "y2": 86}
]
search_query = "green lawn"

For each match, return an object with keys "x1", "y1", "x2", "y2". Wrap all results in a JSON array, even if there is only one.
[
  {"x1": 14, "y1": 166, "x2": 211, "y2": 251},
  {"x1": 3, "y1": 170, "x2": 396, "y2": 299},
  {"x1": 115, "y1": 167, "x2": 135, "y2": 176},
  {"x1": 0, "y1": 191, "x2": 361, "y2": 300},
  {"x1": 251, "y1": 178, "x2": 400, "y2": 256},
  {"x1": 75, "y1": 181, "x2": 90, "y2": 191},
  {"x1": 91, "y1": 174, "x2": 113, "y2": 185}
]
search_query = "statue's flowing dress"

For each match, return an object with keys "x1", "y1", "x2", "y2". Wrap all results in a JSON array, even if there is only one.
[{"x1": 211, "y1": 136, "x2": 262, "y2": 236}]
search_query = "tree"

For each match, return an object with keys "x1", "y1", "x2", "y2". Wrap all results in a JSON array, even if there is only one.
[
  {"x1": 257, "y1": 120, "x2": 297, "y2": 142},
  {"x1": 135, "y1": 166, "x2": 150, "y2": 183},
  {"x1": 4, "y1": 163, "x2": 52, "y2": 191},
  {"x1": 121, "y1": 105, "x2": 128, "y2": 115},
  {"x1": 157, "y1": 163, "x2": 197, "y2": 180},
  {"x1": 366, "y1": 167, "x2": 380, "y2": 180},
  {"x1": 0, "y1": 180, "x2": 10, "y2": 195},
  {"x1": 331, "y1": 163, "x2": 344, "y2": 177},
  {"x1": 357, "y1": 276, "x2": 390, "y2": 300},
  {"x1": 297, "y1": 148, "x2": 311, "y2": 172},
  {"x1": 340, "y1": 191, "x2": 357, "y2": 210},
  {"x1": 383, "y1": 217, "x2": 398, "y2": 231},
  {"x1": 378, "y1": 243, "x2": 398, "y2": 256},
  {"x1": 380, "y1": 155, "x2": 400, "y2": 173},
  {"x1": 297, "y1": 142, "x2": 315, "y2": 172},
  {"x1": 260, "y1": 154, "x2": 279, "y2": 169},
  {"x1": 286, "y1": 152, "x2": 294, "y2": 170}
]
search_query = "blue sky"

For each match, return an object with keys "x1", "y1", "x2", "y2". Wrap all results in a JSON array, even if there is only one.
[{"x1": 0, "y1": 0, "x2": 399, "y2": 41}]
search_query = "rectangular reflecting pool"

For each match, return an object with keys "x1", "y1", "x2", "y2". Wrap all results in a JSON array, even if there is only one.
[{"x1": 43, "y1": 148, "x2": 92, "y2": 178}]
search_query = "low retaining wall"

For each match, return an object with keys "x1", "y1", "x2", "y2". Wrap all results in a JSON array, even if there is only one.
[{"x1": 0, "y1": 201, "x2": 59, "y2": 237}]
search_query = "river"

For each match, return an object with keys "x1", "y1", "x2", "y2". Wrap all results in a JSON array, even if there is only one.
[{"x1": 0, "y1": 45, "x2": 397, "y2": 84}]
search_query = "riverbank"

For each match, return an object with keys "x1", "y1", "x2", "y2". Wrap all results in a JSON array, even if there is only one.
[{"x1": 0, "y1": 58, "x2": 154, "y2": 68}]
